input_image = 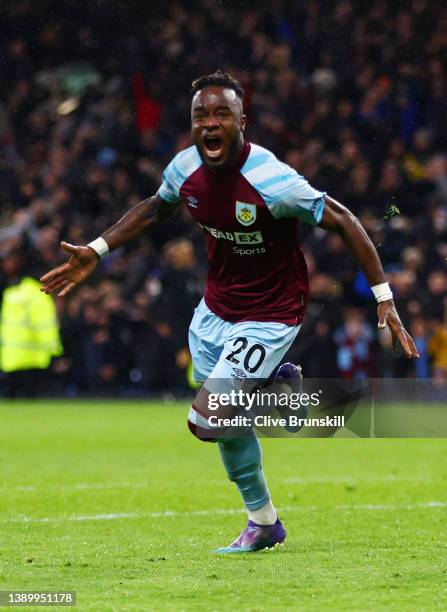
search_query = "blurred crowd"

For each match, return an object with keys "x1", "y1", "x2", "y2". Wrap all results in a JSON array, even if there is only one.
[{"x1": 0, "y1": 0, "x2": 446, "y2": 395}]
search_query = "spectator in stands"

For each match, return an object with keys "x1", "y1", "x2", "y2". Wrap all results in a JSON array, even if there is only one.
[{"x1": 0, "y1": 237, "x2": 62, "y2": 396}]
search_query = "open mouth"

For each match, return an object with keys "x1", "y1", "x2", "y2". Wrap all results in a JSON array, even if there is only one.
[{"x1": 203, "y1": 135, "x2": 224, "y2": 159}]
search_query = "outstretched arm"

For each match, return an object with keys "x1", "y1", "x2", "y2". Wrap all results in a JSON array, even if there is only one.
[
  {"x1": 319, "y1": 195, "x2": 419, "y2": 359},
  {"x1": 40, "y1": 194, "x2": 181, "y2": 297},
  {"x1": 101, "y1": 194, "x2": 180, "y2": 250}
]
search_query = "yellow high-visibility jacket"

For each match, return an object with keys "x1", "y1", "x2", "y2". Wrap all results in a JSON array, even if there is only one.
[
  {"x1": 0, "y1": 277, "x2": 63, "y2": 372},
  {"x1": 428, "y1": 325, "x2": 447, "y2": 371}
]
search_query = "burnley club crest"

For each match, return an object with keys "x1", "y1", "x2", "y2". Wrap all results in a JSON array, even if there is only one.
[{"x1": 236, "y1": 202, "x2": 257, "y2": 226}]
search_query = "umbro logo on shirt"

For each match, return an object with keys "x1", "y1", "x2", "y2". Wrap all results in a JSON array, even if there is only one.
[{"x1": 187, "y1": 196, "x2": 199, "y2": 208}]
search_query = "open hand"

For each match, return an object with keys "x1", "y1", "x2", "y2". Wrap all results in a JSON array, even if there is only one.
[
  {"x1": 377, "y1": 300, "x2": 420, "y2": 359},
  {"x1": 40, "y1": 242, "x2": 99, "y2": 297}
]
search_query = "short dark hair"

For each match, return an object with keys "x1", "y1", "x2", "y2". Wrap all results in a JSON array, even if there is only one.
[{"x1": 191, "y1": 70, "x2": 244, "y2": 99}]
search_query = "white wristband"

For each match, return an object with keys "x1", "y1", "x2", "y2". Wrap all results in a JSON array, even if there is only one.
[
  {"x1": 87, "y1": 237, "x2": 109, "y2": 258},
  {"x1": 371, "y1": 282, "x2": 393, "y2": 303}
]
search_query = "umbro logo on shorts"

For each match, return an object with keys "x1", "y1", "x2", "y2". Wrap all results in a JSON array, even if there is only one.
[{"x1": 232, "y1": 368, "x2": 247, "y2": 378}]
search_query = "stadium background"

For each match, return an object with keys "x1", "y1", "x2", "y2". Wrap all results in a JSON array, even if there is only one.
[{"x1": 0, "y1": 0, "x2": 446, "y2": 396}]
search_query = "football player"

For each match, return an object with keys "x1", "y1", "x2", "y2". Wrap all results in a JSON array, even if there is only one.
[{"x1": 41, "y1": 71, "x2": 419, "y2": 553}]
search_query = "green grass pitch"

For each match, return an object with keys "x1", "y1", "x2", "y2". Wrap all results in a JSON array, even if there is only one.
[{"x1": 0, "y1": 401, "x2": 446, "y2": 611}]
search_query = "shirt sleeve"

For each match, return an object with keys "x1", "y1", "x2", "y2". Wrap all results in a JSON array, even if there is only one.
[
  {"x1": 157, "y1": 146, "x2": 202, "y2": 204},
  {"x1": 249, "y1": 157, "x2": 326, "y2": 225},
  {"x1": 157, "y1": 158, "x2": 183, "y2": 204}
]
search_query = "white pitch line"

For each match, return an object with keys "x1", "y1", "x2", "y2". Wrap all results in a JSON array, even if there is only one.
[
  {"x1": 4, "y1": 508, "x2": 246, "y2": 524},
  {"x1": 335, "y1": 501, "x2": 447, "y2": 511},
  {"x1": 9, "y1": 475, "x2": 429, "y2": 493},
  {"x1": 3, "y1": 501, "x2": 447, "y2": 524},
  {"x1": 11, "y1": 483, "x2": 148, "y2": 493},
  {"x1": 67, "y1": 483, "x2": 148, "y2": 491},
  {"x1": 284, "y1": 475, "x2": 427, "y2": 484}
]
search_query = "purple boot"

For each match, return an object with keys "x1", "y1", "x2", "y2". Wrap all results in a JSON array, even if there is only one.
[
  {"x1": 276, "y1": 362, "x2": 302, "y2": 381},
  {"x1": 276, "y1": 362, "x2": 306, "y2": 432},
  {"x1": 216, "y1": 518, "x2": 286, "y2": 554}
]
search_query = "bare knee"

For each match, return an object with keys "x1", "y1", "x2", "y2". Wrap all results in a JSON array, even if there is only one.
[{"x1": 187, "y1": 405, "x2": 217, "y2": 443}]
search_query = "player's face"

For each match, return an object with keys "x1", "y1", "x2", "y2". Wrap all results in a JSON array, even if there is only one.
[{"x1": 191, "y1": 86, "x2": 246, "y2": 170}]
